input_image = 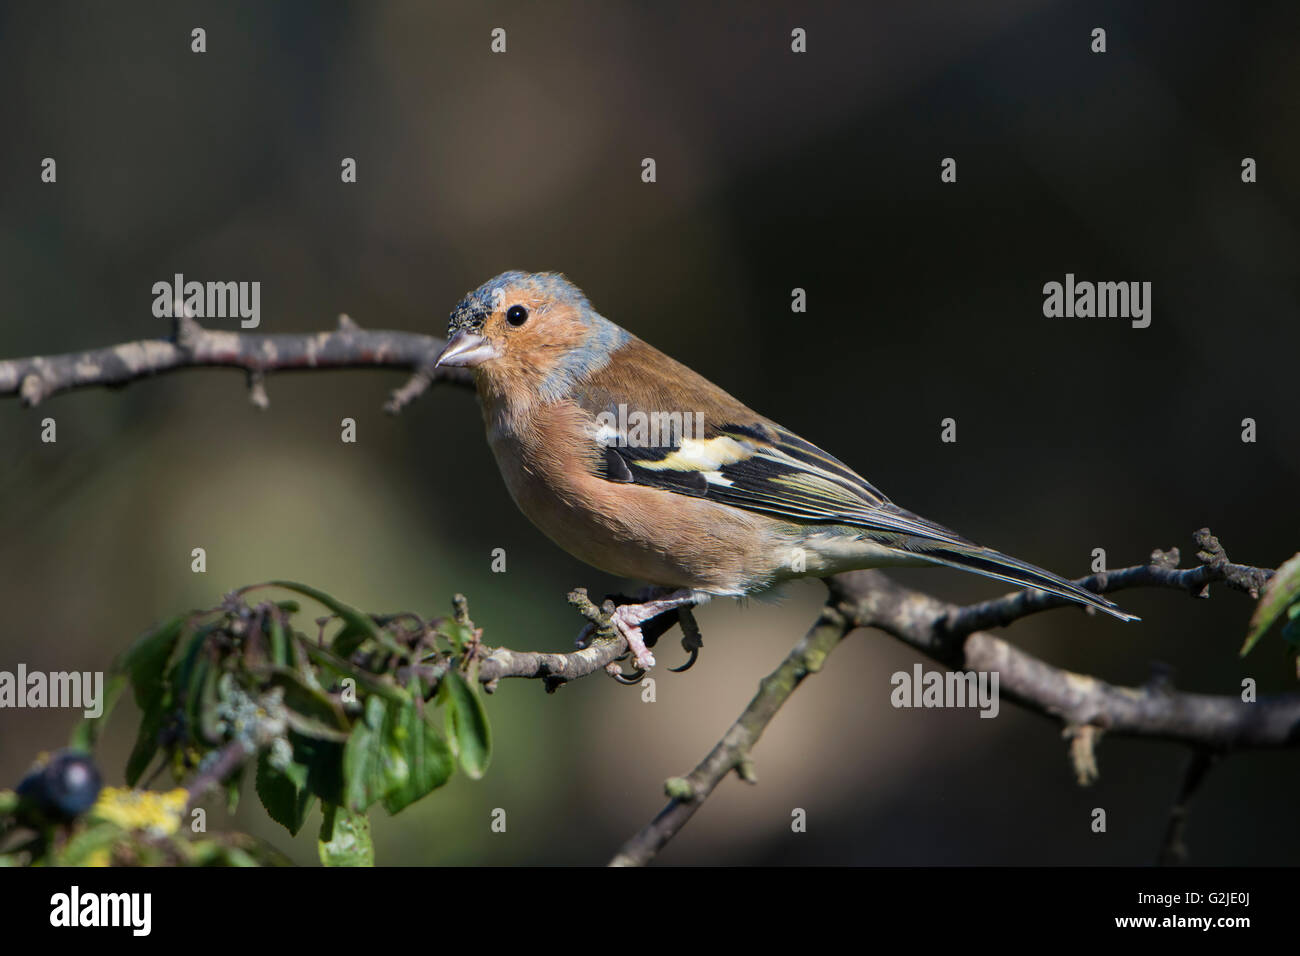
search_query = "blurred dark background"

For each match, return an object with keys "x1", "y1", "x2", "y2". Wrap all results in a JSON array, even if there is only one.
[{"x1": 1, "y1": 0, "x2": 1297, "y2": 865}]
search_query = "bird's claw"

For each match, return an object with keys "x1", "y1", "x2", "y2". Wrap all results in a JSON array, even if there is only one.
[
  {"x1": 668, "y1": 646, "x2": 699, "y2": 673},
  {"x1": 605, "y1": 660, "x2": 645, "y2": 684},
  {"x1": 668, "y1": 606, "x2": 704, "y2": 672}
]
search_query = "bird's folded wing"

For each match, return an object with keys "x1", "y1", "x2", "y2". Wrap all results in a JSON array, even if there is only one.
[{"x1": 590, "y1": 412, "x2": 973, "y2": 547}]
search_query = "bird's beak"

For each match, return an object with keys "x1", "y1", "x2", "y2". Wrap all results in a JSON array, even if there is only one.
[{"x1": 434, "y1": 330, "x2": 500, "y2": 368}]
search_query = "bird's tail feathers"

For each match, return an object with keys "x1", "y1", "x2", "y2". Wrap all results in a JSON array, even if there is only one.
[{"x1": 910, "y1": 543, "x2": 1139, "y2": 622}]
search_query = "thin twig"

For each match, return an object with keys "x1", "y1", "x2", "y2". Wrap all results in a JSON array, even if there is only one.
[
  {"x1": 941, "y1": 530, "x2": 1272, "y2": 636},
  {"x1": 609, "y1": 605, "x2": 851, "y2": 866},
  {"x1": 184, "y1": 739, "x2": 256, "y2": 813},
  {"x1": 1158, "y1": 749, "x2": 1217, "y2": 865}
]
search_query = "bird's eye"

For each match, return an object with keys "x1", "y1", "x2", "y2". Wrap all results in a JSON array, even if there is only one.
[{"x1": 506, "y1": 305, "x2": 529, "y2": 327}]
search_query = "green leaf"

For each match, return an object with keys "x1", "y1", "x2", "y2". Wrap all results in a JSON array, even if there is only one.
[
  {"x1": 381, "y1": 682, "x2": 455, "y2": 814},
  {"x1": 120, "y1": 615, "x2": 186, "y2": 714},
  {"x1": 268, "y1": 581, "x2": 380, "y2": 657},
  {"x1": 125, "y1": 697, "x2": 166, "y2": 786},
  {"x1": 68, "y1": 674, "x2": 126, "y2": 752},
  {"x1": 1281, "y1": 607, "x2": 1300, "y2": 654},
  {"x1": 440, "y1": 669, "x2": 492, "y2": 780},
  {"x1": 167, "y1": 624, "x2": 214, "y2": 747},
  {"x1": 1242, "y1": 552, "x2": 1300, "y2": 656},
  {"x1": 267, "y1": 612, "x2": 290, "y2": 667},
  {"x1": 120, "y1": 617, "x2": 183, "y2": 780},
  {"x1": 439, "y1": 619, "x2": 475, "y2": 655},
  {"x1": 264, "y1": 666, "x2": 350, "y2": 740},
  {"x1": 318, "y1": 802, "x2": 373, "y2": 867},
  {"x1": 198, "y1": 664, "x2": 223, "y2": 745},
  {"x1": 255, "y1": 752, "x2": 315, "y2": 836},
  {"x1": 54, "y1": 822, "x2": 122, "y2": 867},
  {"x1": 297, "y1": 639, "x2": 411, "y2": 705},
  {"x1": 343, "y1": 695, "x2": 412, "y2": 812},
  {"x1": 291, "y1": 732, "x2": 344, "y2": 806},
  {"x1": 225, "y1": 766, "x2": 244, "y2": 815},
  {"x1": 342, "y1": 695, "x2": 387, "y2": 811},
  {"x1": 343, "y1": 693, "x2": 454, "y2": 814}
]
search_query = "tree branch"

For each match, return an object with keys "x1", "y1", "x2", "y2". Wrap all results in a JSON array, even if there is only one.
[
  {"x1": 828, "y1": 568, "x2": 1299, "y2": 749},
  {"x1": 612, "y1": 533, "x2": 1294, "y2": 865},
  {"x1": 0, "y1": 313, "x2": 472, "y2": 411},
  {"x1": 474, "y1": 588, "x2": 648, "y2": 693},
  {"x1": 477, "y1": 638, "x2": 631, "y2": 693}
]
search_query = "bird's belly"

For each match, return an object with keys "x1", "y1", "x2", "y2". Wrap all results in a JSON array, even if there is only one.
[{"x1": 485, "y1": 425, "x2": 764, "y2": 594}]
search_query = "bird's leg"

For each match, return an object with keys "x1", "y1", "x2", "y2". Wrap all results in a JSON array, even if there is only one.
[{"x1": 609, "y1": 588, "x2": 698, "y2": 670}]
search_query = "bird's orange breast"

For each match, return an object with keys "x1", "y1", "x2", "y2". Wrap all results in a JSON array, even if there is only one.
[{"x1": 480, "y1": 396, "x2": 777, "y2": 595}]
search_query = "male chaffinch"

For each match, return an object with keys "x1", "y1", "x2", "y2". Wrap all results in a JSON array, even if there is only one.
[{"x1": 436, "y1": 271, "x2": 1136, "y2": 670}]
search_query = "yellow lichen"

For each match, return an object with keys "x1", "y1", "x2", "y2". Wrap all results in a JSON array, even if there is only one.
[{"x1": 90, "y1": 787, "x2": 188, "y2": 836}]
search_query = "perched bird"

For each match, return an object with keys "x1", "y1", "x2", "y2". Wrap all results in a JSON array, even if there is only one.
[{"x1": 436, "y1": 271, "x2": 1136, "y2": 670}]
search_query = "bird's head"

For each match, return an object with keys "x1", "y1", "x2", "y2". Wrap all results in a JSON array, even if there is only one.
[{"x1": 436, "y1": 271, "x2": 628, "y2": 406}]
